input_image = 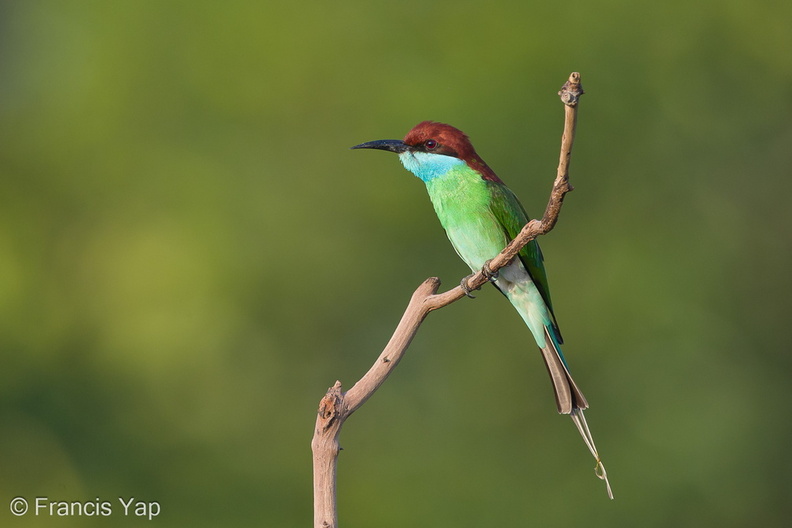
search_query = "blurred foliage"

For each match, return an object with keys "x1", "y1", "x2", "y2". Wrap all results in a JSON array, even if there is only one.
[{"x1": 1, "y1": 0, "x2": 791, "y2": 526}]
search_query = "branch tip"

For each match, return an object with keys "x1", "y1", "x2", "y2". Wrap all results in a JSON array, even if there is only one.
[{"x1": 558, "y1": 72, "x2": 584, "y2": 106}]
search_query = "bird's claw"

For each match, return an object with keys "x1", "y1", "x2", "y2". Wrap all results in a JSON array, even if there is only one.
[
  {"x1": 461, "y1": 261, "x2": 498, "y2": 298},
  {"x1": 460, "y1": 274, "x2": 478, "y2": 298},
  {"x1": 482, "y1": 259, "x2": 499, "y2": 282}
]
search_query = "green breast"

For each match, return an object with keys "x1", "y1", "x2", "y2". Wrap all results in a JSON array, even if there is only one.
[{"x1": 424, "y1": 166, "x2": 507, "y2": 271}]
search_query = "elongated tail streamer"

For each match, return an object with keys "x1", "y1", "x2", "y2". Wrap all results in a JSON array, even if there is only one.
[{"x1": 570, "y1": 408, "x2": 614, "y2": 499}]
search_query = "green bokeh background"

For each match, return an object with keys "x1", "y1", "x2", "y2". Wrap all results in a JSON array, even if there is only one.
[{"x1": 2, "y1": 1, "x2": 790, "y2": 526}]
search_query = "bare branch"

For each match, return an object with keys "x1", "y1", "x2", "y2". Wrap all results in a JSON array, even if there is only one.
[
  {"x1": 456, "y1": 71, "x2": 583, "y2": 298},
  {"x1": 312, "y1": 72, "x2": 584, "y2": 528},
  {"x1": 344, "y1": 278, "x2": 441, "y2": 413}
]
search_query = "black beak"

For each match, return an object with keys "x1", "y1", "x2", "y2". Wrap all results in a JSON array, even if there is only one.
[{"x1": 350, "y1": 139, "x2": 409, "y2": 153}]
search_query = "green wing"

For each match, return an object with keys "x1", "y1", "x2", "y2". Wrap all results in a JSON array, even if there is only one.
[{"x1": 486, "y1": 180, "x2": 563, "y2": 342}]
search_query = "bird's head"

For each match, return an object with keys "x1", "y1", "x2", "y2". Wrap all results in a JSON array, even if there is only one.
[{"x1": 351, "y1": 121, "x2": 500, "y2": 183}]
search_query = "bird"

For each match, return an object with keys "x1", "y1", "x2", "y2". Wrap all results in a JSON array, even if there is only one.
[{"x1": 352, "y1": 121, "x2": 612, "y2": 499}]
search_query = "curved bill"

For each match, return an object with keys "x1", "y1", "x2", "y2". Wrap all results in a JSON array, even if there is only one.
[{"x1": 350, "y1": 139, "x2": 409, "y2": 153}]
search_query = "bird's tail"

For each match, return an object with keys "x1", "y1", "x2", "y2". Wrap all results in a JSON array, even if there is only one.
[
  {"x1": 540, "y1": 326, "x2": 588, "y2": 414},
  {"x1": 570, "y1": 407, "x2": 613, "y2": 499},
  {"x1": 542, "y1": 327, "x2": 614, "y2": 499}
]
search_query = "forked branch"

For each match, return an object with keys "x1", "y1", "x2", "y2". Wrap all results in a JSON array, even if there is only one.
[{"x1": 312, "y1": 72, "x2": 585, "y2": 528}]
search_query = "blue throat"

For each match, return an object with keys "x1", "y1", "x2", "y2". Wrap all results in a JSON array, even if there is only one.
[{"x1": 398, "y1": 151, "x2": 464, "y2": 182}]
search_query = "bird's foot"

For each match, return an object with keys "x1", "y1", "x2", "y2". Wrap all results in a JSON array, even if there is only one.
[
  {"x1": 460, "y1": 274, "x2": 479, "y2": 298},
  {"x1": 460, "y1": 261, "x2": 498, "y2": 298},
  {"x1": 482, "y1": 259, "x2": 499, "y2": 282}
]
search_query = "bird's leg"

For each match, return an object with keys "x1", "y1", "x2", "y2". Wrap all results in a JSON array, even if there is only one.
[
  {"x1": 459, "y1": 274, "x2": 478, "y2": 299},
  {"x1": 482, "y1": 259, "x2": 499, "y2": 282}
]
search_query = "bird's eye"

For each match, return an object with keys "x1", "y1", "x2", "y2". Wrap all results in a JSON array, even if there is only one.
[{"x1": 425, "y1": 139, "x2": 437, "y2": 149}]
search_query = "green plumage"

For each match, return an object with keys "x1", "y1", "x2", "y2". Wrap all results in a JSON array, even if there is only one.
[
  {"x1": 351, "y1": 121, "x2": 612, "y2": 499},
  {"x1": 424, "y1": 164, "x2": 562, "y2": 349},
  {"x1": 485, "y1": 179, "x2": 562, "y2": 341}
]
